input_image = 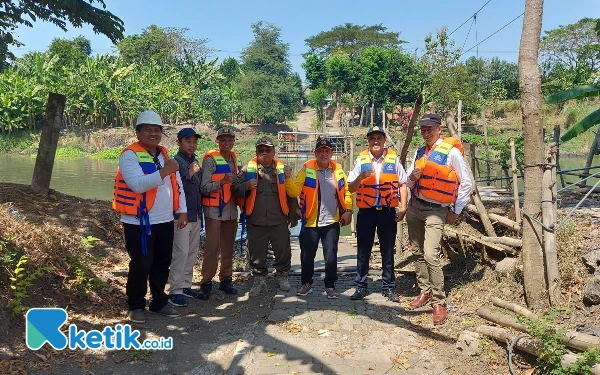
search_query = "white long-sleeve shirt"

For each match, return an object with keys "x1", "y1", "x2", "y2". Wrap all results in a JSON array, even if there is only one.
[
  {"x1": 406, "y1": 138, "x2": 472, "y2": 214},
  {"x1": 118, "y1": 149, "x2": 187, "y2": 225}
]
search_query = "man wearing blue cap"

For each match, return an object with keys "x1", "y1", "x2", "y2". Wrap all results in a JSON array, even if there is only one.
[
  {"x1": 347, "y1": 126, "x2": 408, "y2": 302},
  {"x1": 167, "y1": 128, "x2": 203, "y2": 307},
  {"x1": 405, "y1": 113, "x2": 472, "y2": 325}
]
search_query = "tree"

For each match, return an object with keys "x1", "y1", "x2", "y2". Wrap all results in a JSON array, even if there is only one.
[
  {"x1": 326, "y1": 54, "x2": 355, "y2": 104},
  {"x1": 219, "y1": 57, "x2": 241, "y2": 85},
  {"x1": 519, "y1": 0, "x2": 548, "y2": 308},
  {"x1": 236, "y1": 21, "x2": 300, "y2": 124},
  {"x1": 305, "y1": 23, "x2": 405, "y2": 58},
  {"x1": 47, "y1": 36, "x2": 91, "y2": 69},
  {"x1": 117, "y1": 25, "x2": 212, "y2": 65},
  {"x1": 540, "y1": 18, "x2": 600, "y2": 85},
  {"x1": 0, "y1": 0, "x2": 124, "y2": 64},
  {"x1": 307, "y1": 87, "x2": 329, "y2": 129},
  {"x1": 302, "y1": 52, "x2": 327, "y2": 89}
]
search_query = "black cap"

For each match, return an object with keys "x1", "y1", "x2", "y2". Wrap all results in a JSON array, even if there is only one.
[
  {"x1": 418, "y1": 113, "x2": 442, "y2": 126},
  {"x1": 366, "y1": 126, "x2": 386, "y2": 137},
  {"x1": 216, "y1": 126, "x2": 235, "y2": 138},
  {"x1": 177, "y1": 128, "x2": 200, "y2": 140},
  {"x1": 256, "y1": 136, "x2": 274, "y2": 147},
  {"x1": 314, "y1": 138, "x2": 333, "y2": 151}
]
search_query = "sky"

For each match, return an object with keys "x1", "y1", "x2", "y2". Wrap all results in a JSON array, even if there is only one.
[{"x1": 10, "y1": 0, "x2": 600, "y2": 78}]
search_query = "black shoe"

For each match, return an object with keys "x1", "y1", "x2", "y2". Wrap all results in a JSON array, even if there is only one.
[
  {"x1": 382, "y1": 289, "x2": 398, "y2": 303},
  {"x1": 218, "y1": 279, "x2": 238, "y2": 295},
  {"x1": 350, "y1": 289, "x2": 368, "y2": 300},
  {"x1": 197, "y1": 282, "x2": 212, "y2": 300}
]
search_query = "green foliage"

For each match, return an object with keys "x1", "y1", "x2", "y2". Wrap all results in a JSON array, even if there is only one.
[
  {"x1": 92, "y1": 147, "x2": 122, "y2": 160},
  {"x1": 69, "y1": 236, "x2": 108, "y2": 296},
  {"x1": 305, "y1": 23, "x2": 405, "y2": 58},
  {"x1": 55, "y1": 147, "x2": 85, "y2": 158},
  {"x1": 498, "y1": 136, "x2": 524, "y2": 167},
  {"x1": 0, "y1": 235, "x2": 21, "y2": 286},
  {"x1": 219, "y1": 57, "x2": 241, "y2": 84},
  {"x1": 522, "y1": 313, "x2": 600, "y2": 375},
  {"x1": 302, "y1": 53, "x2": 328, "y2": 90},
  {"x1": 48, "y1": 36, "x2": 91, "y2": 70},
  {"x1": 0, "y1": 0, "x2": 124, "y2": 63},
  {"x1": 307, "y1": 88, "x2": 329, "y2": 129},
  {"x1": 6, "y1": 255, "x2": 53, "y2": 315}
]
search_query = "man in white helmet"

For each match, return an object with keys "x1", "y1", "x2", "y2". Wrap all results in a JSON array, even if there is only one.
[{"x1": 112, "y1": 110, "x2": 188, "y2": 324}]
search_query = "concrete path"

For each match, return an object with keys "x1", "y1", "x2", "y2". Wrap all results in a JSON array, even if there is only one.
[{"x1": 222, "y1": 237, "x2": 451, "y2": 375}]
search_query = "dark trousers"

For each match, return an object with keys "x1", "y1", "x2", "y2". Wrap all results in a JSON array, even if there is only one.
[
  {"x1": 299, "y1": 223, "x2": 340, "y2": 288},
  {"x1": 354, "y1": 208, "x2": 397, "y2": 291},
  {"x1": 123, "y1": 222, "x2": 174, "y2": 311}
]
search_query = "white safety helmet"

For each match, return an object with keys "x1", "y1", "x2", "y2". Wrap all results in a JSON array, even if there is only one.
[{"x1": 135, "y1": 110, "x2": 163, "y2": 128}]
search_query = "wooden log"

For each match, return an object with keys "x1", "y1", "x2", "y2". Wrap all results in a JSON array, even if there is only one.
[
  {"x1": 479, "y1": 305, "x2": 600, "y2": 352},
  {"x1": 510, "y1": 138, "x2": 522, "y2": 226},
  {"x1": 465, "y1": 204, "x2": 522, "y2": 233},
  {"x1": 476, "y1": 325, "x2": 600, "y2": 375},
  {"x1": 543, "y1": 143, "x2": 560, "y2": 306},
  {"x1": 477, "y1": 307, "x2": 528, "y2": 331},
  {"x1": 399, "y1": 93, "x2": 423, "y2": 165},
  {"x1": 491, "y1": 297, "x2": 538, "y2": 319},
  {"x1": 480, "y1": 236, "x2": 522, "y2": 248},
  {"x1": 444, "y1": 227, "x2": 518, "y2": 255},
  {"x1": 464, "y1": 159, "x2": 497, "y2": 237}
]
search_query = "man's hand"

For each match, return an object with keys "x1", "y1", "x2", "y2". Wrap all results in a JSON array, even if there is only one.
[
  {"x1": 163, "y1": 158, "x2": 179, "y2": 175},
  {"x1": 189, "y1": 161, "x2": 200, "y2": 177},
  {"x1": 395, "y1": 209, "x2": 406, "y2": 222},
  {"x1": 340, "y1": 211, "x2": 353, "y2": 226},
  {"x1": 289, "y1": 220, "x2": 298, "y2": 228},
  {"x1": 246, "y1": 178, "x2": 258, "y2": 190},
  {"x1": 361, "y1": 169, "x2": 372, "y2": 180},
  {"x1": 446, "y1": 211, "x2": 459, "y2": 225},
  {"x1": 220, "y1": 173, "x2": 234, "y2": 186},
  {"x1": 177, "y1": 213, "x2": 188, "y2": 229},
  {"x1": 409, "y1": 167, "x2": 422, "y2": 182},
  {"x1": 284, "y1": 166, "x2": 292, "y2": 179}
]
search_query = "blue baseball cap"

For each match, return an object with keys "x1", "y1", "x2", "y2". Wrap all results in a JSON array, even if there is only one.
[
  {"x1": 366, "y1": 126, "x2": 386, "y2": 137},
  {"x1": 177, "y1": 128, "x2": 200, "y2": 140}
]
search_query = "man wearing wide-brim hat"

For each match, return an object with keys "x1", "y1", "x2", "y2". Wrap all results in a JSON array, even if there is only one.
[
  {"x1": 233, "y1": 136, "x2": 300, "y2": 297},
  {"x1": 405, "y1": 113, "x2": 472, "y2": 325},
  {"x1": 347, "y1": 126, "x2": 408, "y2": 302},
  {"x1": 285, "y1": 137, "x2": 353, "y2": 299}
]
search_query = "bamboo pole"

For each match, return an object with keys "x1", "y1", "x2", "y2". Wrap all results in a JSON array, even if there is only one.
[
  {"x1": 444, "y1": 228, "x2": 517, "y2": 255},
  {"x1": 510, "y1": 138, "x2": 522, "y2": 226},
  {"x1": 490, "y1": 297, "x2": 538, "y2": 319},
  {"x1": 554, "y1": 125, "x2": 566, "y2": 188},
  {"x1": 481, "y1": 109, "x2": 491, "y2": 185},
  {"x1": 399, "y1": 94, "x2": 423, "y2": 165},
  {"x1": 396, "y1": 135, "x2": 403, "y2": 257},
  {"x1": 465, "y1": 204, "x2": 521, "y2": 233},
  {"x1": 457, "y1": 100, "x2": 462, "y2": 141},
  {"x1": 476, "y1": 325, "x2": 600, "y2": 375},
  {"x1": 469, "y1": 143, "x2": 477, "y2": 178},
  {"x1": 543, "y1": 143, "x2": 560, "y2": 306},
  {"x1": 464, "y1": 158, "x2": 498, "y2": 237}
]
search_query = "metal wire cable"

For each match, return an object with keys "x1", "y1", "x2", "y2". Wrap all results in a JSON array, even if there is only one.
[
  {"x1": 461, "y1": 12, "x2": 525, "y2": 57},
  {"x1": 448, "y1": 0, "x2": 493, "y2": 37}
]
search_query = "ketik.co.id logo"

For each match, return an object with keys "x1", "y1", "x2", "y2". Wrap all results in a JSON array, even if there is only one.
[{"x1": 26, "y1": 308, "x2": 173, "y2": 350}]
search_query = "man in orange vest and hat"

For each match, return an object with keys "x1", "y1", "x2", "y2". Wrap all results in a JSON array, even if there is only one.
[
  {"x1": 112, "y1": 110, "x2": 187, "y2": 323},
  {"x1": 285, "y1": 138, "x2": 353, "y2": 299},
  {"x1": 233, "y1": 136, "x2": 299, "y2": 297},
  {"x1": 198, "y1": 126, "x2": 242, "y2": 299},
  {"x1": 347, "y1": 126, "x2": 408, "y2": 302},
  {"x1": 406, "y1": 113, "x2": 472, "y2": 325}
]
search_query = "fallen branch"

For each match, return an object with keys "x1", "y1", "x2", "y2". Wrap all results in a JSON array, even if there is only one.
[
  {"x1": 480, "y1": 236, "x2": 522, "y2": 248},
  {"x1": 477, "y1": 307, "x2": 528, "y2": 331},
  {"x1": 465, "y1": 204, "x2": 522, "y2": 233},
  {"x1": 476, "y1": 325, "x2": 600, "y2": 375},
  {"x1": 491, "y1": 297, "x2": 538, "y2": 319},
  {"x1": 444, "y1": 227, "x2": 518, "y2": 255}
]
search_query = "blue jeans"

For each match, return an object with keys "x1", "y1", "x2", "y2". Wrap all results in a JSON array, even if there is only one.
[
  {"x1": 299, "y1": 223, "x2": 340, "y2": 288},
  {"x1": 354, "y1": 208, "x2": 397, "y2": 291}
]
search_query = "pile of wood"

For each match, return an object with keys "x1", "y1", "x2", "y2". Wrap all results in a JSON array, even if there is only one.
[{"x1": 476, "y1": 297, "x2": 600, "y2": 374}]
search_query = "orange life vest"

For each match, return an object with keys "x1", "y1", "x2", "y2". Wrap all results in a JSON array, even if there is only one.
[
  {"x1": 299, "y1": 159, "x2": 347, "y2": 221},
  {"x1": 355, "y1": 149, "x2": 400, "y2": 208},
  {"x1": 201, "y1": 150, "x2": 243, "y2": 213},
  {"x1": 243, "y1": 158, "x2": 289, "y2": 216},
  {"x1": 413, "y1": 137, "x2": 463, "y2": 204},
  {"x1": 112, "y1": 142, "x2": 180, "y2": 216}
]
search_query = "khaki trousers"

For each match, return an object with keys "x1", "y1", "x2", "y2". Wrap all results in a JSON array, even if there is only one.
[
  {"x1": 406, "y1": 199, "x2": 447, "y2": 305},
  {"x1": 168, "y1": 221, "x2": 201, "y2": 295},
  {"x1": 200, "y1": 217, "x2": 237, "y2": 284}
]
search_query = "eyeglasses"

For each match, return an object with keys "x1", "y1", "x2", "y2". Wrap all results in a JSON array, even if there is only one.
[
  {"x1": 256, "y1": 148, "x2": 273, "y2": 154},
  {"x1": 152, "y1": 156, "x2": 162, "y2": 170}
]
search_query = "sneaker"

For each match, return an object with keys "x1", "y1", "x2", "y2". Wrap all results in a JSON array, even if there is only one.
[
  {"x1": 276, "y1": 272, "x2": 291, "y2": 292},
  {"x1": 182, "y1": 288, "x2": 200, "y2": 298},
  {"x1": 249, "y1": 276, "x2": 267, "y2": 297},
  {"x1": 168, "y1": 294, "x2": 188, "y2": 307},
  {"x1": 350, "y1": 288, "x2": 368, "y2": 300},
  {"x1": 382, "y1": 289, "x2": 398, "y2": 303},
  {"x1": 296, "y1": 283, "x2": 313, "y2": 296},
  {"x1": 323, "y1": 288, "x2": 339, "y2": 299},
  {"x1": 128, "y1": 309, "x2": 145, "y2": 323},
  {"x1": 151, "y1": 304, "x2": 181, "y2": 318}
]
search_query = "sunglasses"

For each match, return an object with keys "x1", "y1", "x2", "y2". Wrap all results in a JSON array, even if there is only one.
[{"x1": 152, "y1": 155, "x2": 162, "y2": 170}]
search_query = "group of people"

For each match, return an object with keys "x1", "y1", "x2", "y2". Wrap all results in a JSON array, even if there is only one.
[{"x1": 112, "y1": 110, "x2": 471, "y2": 327}]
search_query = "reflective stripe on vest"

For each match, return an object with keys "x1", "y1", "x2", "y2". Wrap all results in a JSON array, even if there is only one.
[
  {"x1": 299, "y1": 159, "x2": 347, "y2": 221},
  {"x1": 112, "y1": 142, "x2": 180, "y2": 216},
  {"x1": 201, "y1": 150, "x2": 243, "y2": 210},
  {"x1": 355, "y1": 149, "x2": 400, "y2": 208},
  {"x1": 414, "y1": 139, "x2": 459, "y2": 204},
  {"x1": 244, "y1": 158, "x2": 290, "y2": 216}
]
